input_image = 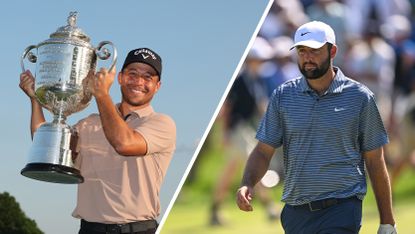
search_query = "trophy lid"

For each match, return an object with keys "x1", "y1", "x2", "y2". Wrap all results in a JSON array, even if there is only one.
[{"x1": 49, "y1": 12, "x2": 90, "y2": 43}]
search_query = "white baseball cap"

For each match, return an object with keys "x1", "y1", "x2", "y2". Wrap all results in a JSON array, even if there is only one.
[{"x1": 290, "y1": 21, "x2": 336, "y2": 50}]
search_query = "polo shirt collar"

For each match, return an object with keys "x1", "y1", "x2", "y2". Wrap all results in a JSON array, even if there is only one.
[
  {"x1": 116, "y1": 104, "x2": 154, "y2": 119},
  {"x1": 299, "y1": 67, "x2": 347, "y2": 94},
  {"x1": 131, "y1": 105, "x2": 154, "y2": 118}
]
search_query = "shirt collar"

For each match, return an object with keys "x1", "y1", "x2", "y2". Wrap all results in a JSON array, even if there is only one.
[
  {"x1": 299, "y1": 67, "x2": 347, "y2": 94},
  {"x1": 132, "y1": 105, "x2": 154, "y2": 117},
  {"x1": 116, "y1": 104, "x2": 154, "y2": 119}
]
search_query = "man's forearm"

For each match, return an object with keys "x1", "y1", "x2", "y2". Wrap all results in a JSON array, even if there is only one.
[
  {"x1": 241, "y1": 145, "x2": 273, "y2": 187},
  {"x1": 94, "y1": 94, "x2": 147, "y2": 156},
  {"x1": 95, "y1": 94, "x2": 128, "y2": 146},
  {"x1": 30, "y1": 98, "x2": 46, "y2": 139},
  {"x1": 364, "y1": 148, "x2": 395, "y2": 225},
  {"x1": 369, "y1": 162, "x2": 395, "y2": 224}
]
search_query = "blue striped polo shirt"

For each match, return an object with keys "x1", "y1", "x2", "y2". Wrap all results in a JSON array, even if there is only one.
[{"x1": 256, "y1": 67, "x2": 388, "y2": 205}]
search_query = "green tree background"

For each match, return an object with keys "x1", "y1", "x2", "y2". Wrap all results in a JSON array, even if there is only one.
[{"x1": 0, "y1": 192, "x2": 43, "y2": 234}]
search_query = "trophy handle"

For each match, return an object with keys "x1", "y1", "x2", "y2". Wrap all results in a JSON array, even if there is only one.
[
  {"x1": 96, "y1": 41, "x2": 117, "y2": 72},
  {"x1": 21, "y1": 45, "x2": 38, "y2": 73}
]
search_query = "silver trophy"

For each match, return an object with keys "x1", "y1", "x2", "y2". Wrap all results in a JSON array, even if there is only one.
[{"x1": 20, "y1": 12, "x2": 117, "y2": 184}]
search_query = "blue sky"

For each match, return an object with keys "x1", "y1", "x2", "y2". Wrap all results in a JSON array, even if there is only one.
[{"x1": 0, "y1": 0, "x2": 271, "y2": 233}]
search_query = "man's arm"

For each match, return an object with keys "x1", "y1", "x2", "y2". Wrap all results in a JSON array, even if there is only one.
[
  {"x1": 236, "y1": 142, "x2": 275, "y2": 211},
  {"x1": 364, "y1": 147, "x2": 395, "y2": 225},
  {"x1": 87, "y1": 68, "x2": 148, "y2": 156},
  {"x1": 19, "y1": 71, "x2": 46, "y2": 139}
]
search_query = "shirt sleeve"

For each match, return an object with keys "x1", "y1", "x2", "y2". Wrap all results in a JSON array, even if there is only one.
[
  {"x1": 135, "y1": 114, "x2": 176, "y2": 155},
  {"x1": 358, "y1": 92, "x2": 389, "y2": 152},
  {"x1": 256, "y1": 88, "x2": 283, "y2": 148}
]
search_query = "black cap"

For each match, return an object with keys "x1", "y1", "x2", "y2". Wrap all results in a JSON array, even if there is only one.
[{"x1": 121, "y1": 48, "x2": 162, "y2": 77}]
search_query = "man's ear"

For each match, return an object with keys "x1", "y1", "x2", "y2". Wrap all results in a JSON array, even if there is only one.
[
  {"x1": 330, "y1": 44, "x2": 337, "y2": 58},
  {"x1": 118, "y1": 71, "x2": 122, "y2": 84},
  {"x1": 155, "y1": 80, "x2": 161, "y2": 93}
]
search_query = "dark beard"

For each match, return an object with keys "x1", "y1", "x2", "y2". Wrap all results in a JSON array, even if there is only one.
[{"x1": 298, "y1": 55, "x2": 331, "y2": 80}]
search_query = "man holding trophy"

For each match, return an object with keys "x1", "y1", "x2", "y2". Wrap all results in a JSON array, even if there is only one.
[{"x1": 19, "y1": 12, "x2": 176, "y2": 234}]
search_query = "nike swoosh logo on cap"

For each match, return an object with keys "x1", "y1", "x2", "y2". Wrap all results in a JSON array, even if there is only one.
[{"x1": 301, "y1": 32, "x2": 311, "y2": 36}]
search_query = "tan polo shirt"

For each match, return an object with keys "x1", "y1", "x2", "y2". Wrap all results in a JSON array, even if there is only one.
[{"x1": 71, "y1": 105, "x2": 176, "y2": 223}]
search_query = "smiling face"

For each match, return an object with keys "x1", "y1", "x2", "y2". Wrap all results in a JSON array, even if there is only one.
[
  {"x1": 118, "y1": 62, "x2": 161, "y2": 109},
  {"x1": 296, "y1": 43, "x2": 335, "y2": 80}
]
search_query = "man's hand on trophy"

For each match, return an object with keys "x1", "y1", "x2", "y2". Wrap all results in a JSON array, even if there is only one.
[
  {"x1": 87, "y1": 67, "x2": 116, "y2": 99},
  {"x1": 19, "y1": 70, "x2": 37, "y2": 99}
]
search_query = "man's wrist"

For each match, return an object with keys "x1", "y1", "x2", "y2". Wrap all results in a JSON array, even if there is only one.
[
  {"x1": 240, "y1": 180, "x2": 254, "y2": 188},
  {"x1": 94, "y1": 92, "x2": 111, "y2": 101},
  {"x1": 30, "y1": 97, "x2": 42, "y2": 107}
]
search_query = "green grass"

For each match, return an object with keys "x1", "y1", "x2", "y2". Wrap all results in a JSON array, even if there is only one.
[
  {"x1": 163, "y1": 201, "x2": 283, "y2": 234},
  {"x1": 161, "y1": 127, "x2": 415, "y2": 233}
]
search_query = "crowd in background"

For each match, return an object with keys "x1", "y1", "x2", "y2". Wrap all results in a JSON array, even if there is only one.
[
  {"x1": 205, "y1": 0, "x2": 415, "y2": 226},
  {"x1": 234, "y1": 0, "x2": 415, "y2": 188}
]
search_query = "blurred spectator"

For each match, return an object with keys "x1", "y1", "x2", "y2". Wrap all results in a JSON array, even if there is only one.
[
  {"x1": 263, "y1": 36, "x2": 302, "y2": 95},
  {"x1": 259, "y1": 0, "x2": 308, "y2": 40},
  {"x1": 344, "y1": 27, "x2": 395, "y2": 129},
  {"x1": 391, "y1": 92, "x2": 415, "y2": 187},
  {"x1": 382, "y1": 14, "x2": 415, "y2": 97},
  {"x1": 380, "y1": 13, "x2": 415, "y2": 188},
  {"x1": 381, "y1": 14, "x2": 415, "y2": 142},
  {"x1": 306, "y1": 0, "x2": 349, "y2": 64},
  {"x1": 209, "y1": 37, "x2": 279, "y2": 226},
  {"x1": 345, "y1": 0, "x2": 411, "y2": 39}
]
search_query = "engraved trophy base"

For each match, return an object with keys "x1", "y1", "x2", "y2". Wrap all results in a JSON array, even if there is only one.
[{"x1": 21, "y1": 122, "x2": 84, "y2": 184}]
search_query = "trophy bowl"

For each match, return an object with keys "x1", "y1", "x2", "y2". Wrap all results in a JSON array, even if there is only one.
[{"x1": 20, "y1": 12, "x2": 117, "y2": 184}]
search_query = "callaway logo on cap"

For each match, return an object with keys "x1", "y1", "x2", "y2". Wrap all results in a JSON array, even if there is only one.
[
  {"x1": 290, "y1": 21, "x2": 336, "y2": 50},
  {"x1": 134, "y1": 48, "x2": 157, "y2": 60},
  {"x1": 122, "y1": 48, "x2": 163, "y2": 77}
]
